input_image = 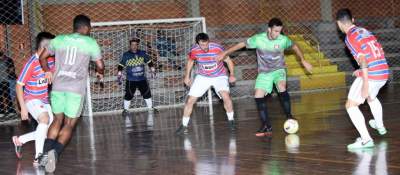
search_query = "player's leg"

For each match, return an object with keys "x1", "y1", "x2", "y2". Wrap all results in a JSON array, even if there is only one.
[
  {"x1": 254, "y1": 73, "x2": 274, "y2": 136},
  {"x1": 346, "y1": 77, "x2": 374, "y2": 149},
  {"x1": 138, "y1": 80, "x2": 153, "y2": 109},
  {"x1": 274, "y1": 69, "x2": 293, "y2": 119},
  {"x1": 43, "y1": 91, "x2": 65, "y2": 154},
  {"x1": 123, "y1": 81, "x2": 136, "y2": 114},
  {"x1": 176, "y1": 76, "x2": 210, "y2": 134},
  {"x1": 213, "y1": 76, "x2": 235, "y2": 130},
  {"x1": 367, "y1": 81, "x2": 387, "y2": 135},
  {"x1": 45, "y1": 92, "x2": 83, "y2": 173},
  {"x1": 24, "y1": 99, "x2": 53, "y2": 163}
]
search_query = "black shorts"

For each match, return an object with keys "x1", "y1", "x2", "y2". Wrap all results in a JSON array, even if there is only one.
[{"x1": 124, "y1": 80, "x2": 152, "y2": 100}]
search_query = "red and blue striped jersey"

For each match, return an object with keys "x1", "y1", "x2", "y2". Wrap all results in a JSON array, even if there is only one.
[
  {"x1": 189, "y1": 42, "x2": 227, "y2": 77},
  {"x1": 345, "y1": 26, "x2": 389, "y2": 81},
  {"x1": 17, "y1": 54, "x2": 55, "y2": 103}
]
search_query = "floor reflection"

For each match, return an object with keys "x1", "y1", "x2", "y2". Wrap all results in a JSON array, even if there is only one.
[
  {"x1": 350, "y1": 141, "x2": 388, "y2": 175},
  {"x1": 183, "y1": 134, "x2": 237, "y2": 175}
]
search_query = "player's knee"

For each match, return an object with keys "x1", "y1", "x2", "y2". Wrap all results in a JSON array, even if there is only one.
[
  {"x1": 220, "y1": 91, "x2": 231, "y2": 101},
  {"x1": 38, "y1": 113, "x2": 50, "y2": 124},
  {"x1": 367, "y1": 97, "x2": 375, "y2": 103},
  {"x1": 345, "y1": 100, "x2": 358, "y2": 109},
  {"x1": 186, "y1": 96, "x2": 197, "y2": 105}
]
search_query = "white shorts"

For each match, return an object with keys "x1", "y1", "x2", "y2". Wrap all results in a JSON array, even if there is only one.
[
  {"x1": 26, "y1": 99, "x2": 54, "y2": 123},
  {"x1": 188, "y1": 75, "x2": 230, "y2": 98},
  {"x1": 348, "y1": 77, "x2": 387, "y2": 104}
]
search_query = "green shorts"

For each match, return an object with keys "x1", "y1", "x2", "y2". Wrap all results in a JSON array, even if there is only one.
[
  {"x1": 51, "y1": 91, "x2": 84, "y2": 118},
  {"x1": 255, "y1": 69, "x2": 287, "y2": 94}
]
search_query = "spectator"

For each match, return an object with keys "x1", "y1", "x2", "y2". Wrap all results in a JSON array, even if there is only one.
[{"x1": 0, "y1": 51, "x2": 17, "y2": 116}]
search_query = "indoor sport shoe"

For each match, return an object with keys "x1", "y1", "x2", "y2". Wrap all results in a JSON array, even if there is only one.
[
  {"x1": 347, "y1": 137, "x2": 374, "y2": 149},
  {"x1": 368, "y1": 119, "x2": 387, "y2": 135},
  {"x1": 12, "y1": 136, "x2": 22, "y2": 159},
  {"x1": 38, "y1": 153, "x2": 48, "y2": 167},
  {"x1": 255, "y1": 126, "x2": 272, "y2": 137},
  {"x1": 122, "y1": 109, "x2": 129, "y2": 116},
  {"x1": 45, "y1": 149, "x2": 57, "y2": 173},
  {"x1": 175, "y1": 124, "x2": 188, "y2": 135}
]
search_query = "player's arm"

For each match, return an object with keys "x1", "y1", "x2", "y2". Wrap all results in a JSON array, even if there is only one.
[
  {"x1": 217, "y1": 42, "x2": 246, "y2": 61},
  {"x1": 95, "y1": 59, "x2": 105, "y2": 76},
  {"x1": 184, "y1": 58, "x2": 195, "y2": 86},
  {"x1": 15, "y1": 83, "x2": 28, "y2": 120},
  {"x1": 359, "y1": 54, "x2": 369, "y2": 98},
  {"x1": 118, "y1": 53, "x2": 127, "y2": 74},
  {"x1": 145, "y1": 53, "x2": 156, "y2": 72},
  {"x1": 15, "y1": 62, "x2": 33, "y2": 120},
  {"x1": 291, "y1": 43, "x2": 313, "y2": 73},
  {"x1": 224, "y1": 56, "x2": 236, "y2": 83}
]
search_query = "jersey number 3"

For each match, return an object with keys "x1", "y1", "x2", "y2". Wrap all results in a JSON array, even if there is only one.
[{"x1": 65, "y1": 46, "x2": 78, "y2": 65}]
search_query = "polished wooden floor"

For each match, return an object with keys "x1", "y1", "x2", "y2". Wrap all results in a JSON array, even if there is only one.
[{"x1": 1, "y1": 85, "x2": 400, "y2": 175}]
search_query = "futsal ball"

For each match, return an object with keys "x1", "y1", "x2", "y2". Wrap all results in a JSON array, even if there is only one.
[{"x1": 283, "y1": 119, "x2": 299, "y2": 134}]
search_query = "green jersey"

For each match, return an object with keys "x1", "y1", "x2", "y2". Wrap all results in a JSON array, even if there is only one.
[
  {"x1": 246, "y1": 32, "x2": 292, "y2": 73},
  {"x1": 48, "y1": 33, "x2": 101, "y2": 95}
]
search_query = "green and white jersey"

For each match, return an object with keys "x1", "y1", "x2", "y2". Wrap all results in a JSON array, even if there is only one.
[
  {"x1": 48, "y1": 33, "x2": 101, "y2": 95},
  {"x1": 246, "y1": 32, "x2": 292, "y2": 73}
]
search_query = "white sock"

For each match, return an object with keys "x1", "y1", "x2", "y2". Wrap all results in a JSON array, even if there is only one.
[
  {"x1": 182, "y1": 116, "x2": 190, "y2": 127},
  {"x1": 144, "y1": 98, "x2": 153, "y2": 108},
  {"x1": 124, "y1": 100, "x2": 131, "y2": 110},
  {"x1": 347, "y1": 106, "x2": 372, "y2": 141},
  {"x1": 226, "y1": 112, "x2": 234, "y2": 121},
  {"x1": 35, "y1": 123, "x2": 48, "y2": 158},
  {"x1": 19, "y1": 131, "x2": 36, "y2": 144},
  {"x1": 368, "y1": 98, "x2": 384, "y2": 128}
]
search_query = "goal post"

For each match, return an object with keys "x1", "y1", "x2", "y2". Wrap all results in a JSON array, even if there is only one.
[{"x1": 84, "y1": 17, "x2": 212, "y2": 117}]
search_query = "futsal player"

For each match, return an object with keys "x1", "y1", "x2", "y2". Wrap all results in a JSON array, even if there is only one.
[
  {"x1": 217, "y1": 18, "x2": 313, "y2": 136},
  {"x1": 12, "y1": 32, "x2": 55, "y2": 165},
  {"x1": 176, "y1": 33, "x2": 236, "y2": 134},
  {"x1": 336, "y1": 8, "x2": 389, "y2": 149},
  {"x1": 118, "y1": 38, "x2": 156, "y2": 114},
  {"x1": 38, "y1": 14, "x2": 105, "y2": 173}
]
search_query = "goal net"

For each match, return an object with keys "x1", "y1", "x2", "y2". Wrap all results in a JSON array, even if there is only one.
[{"x1": 83, "y1": 17, "x2": 209, "y2": 116}]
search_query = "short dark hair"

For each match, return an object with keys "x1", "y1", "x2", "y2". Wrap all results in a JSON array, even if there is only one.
[
  {"x1": 73, "y1": 14, "x2": 91, "y2": 31},
  {"x1": 195, "y1": 33, "x2": 209, "y2": 44},
  {"x1": 336, "y1": 8, "x2": 353, "y2": 22},
  {"x1": 36, "y1": 32, "x2": 55, "y2": 50},
  {"x1": 268, "y1": 18, "x2": 283, "y2": 28},
  {"x1": 130, "y1": 38, "x2": 140, "y2": 45}
]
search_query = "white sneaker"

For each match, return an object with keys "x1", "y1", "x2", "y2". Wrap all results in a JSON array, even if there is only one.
[
  {"x1": 347, "y1": 137, "x2": 374, "y2": 149},
  {"x1": 368, "y1": 119, "x2": 387, "y2": 135}
]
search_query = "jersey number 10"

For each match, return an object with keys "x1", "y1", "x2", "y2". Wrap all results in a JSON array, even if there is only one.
[{"x1": 65, "y1": 46, "x2": 78, "y2": 65}]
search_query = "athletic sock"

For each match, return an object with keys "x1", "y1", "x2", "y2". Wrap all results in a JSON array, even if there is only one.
[
  {"x1": 43, "y1": 139, "x2": 56, "y2": 153},
  {"x1": 35, "y1": 123, "x2": 48, "y2": 158},
  {"x1": 53, "y1": 141, "x2": 64, "y2": 156},
  {"x1": 226, "y1": 112, "x2": 234, "y2": 121},
  {"x1": 368, "y1": 98, "x2": 384, "y2": 128},
  {"x1": 18, "y1": 131, "x2": 36, "y2": 144},
  {"x1": 144, "y1": 98, "x2": 153, "y2": 108},
  {"x1": 347, "y1": 106, "x2": 372, "y2": 141},
  {"x1": 182, "y1": 116, "x2": 190, "y2": 127},
  {"x1": 123, "y1": 100, "x2": 131, "y2": 110},
  {"x1": 278, "y1": 91, "x2": 292, "y2": 118},
  {"x1": 255, "y1": 97, "x2": 272, "y2": 129}
]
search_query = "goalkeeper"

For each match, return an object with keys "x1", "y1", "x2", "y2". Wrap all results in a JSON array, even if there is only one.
[{"x1": 118, "y1": 38, "x2": 156, "y2": 114}]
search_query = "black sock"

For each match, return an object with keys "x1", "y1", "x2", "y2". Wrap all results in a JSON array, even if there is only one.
[
  {"x1": 43, "y1": 139, "x2": 56, "y2": 153},
  {"x1": 53, "y1": 141, "x2": 64, "y2": 156},
  {"x1": 255, "y1": 97, "x2": 272, "y2": 129},
  {"x1": 278, "y1": 91, "x2": 292, "y2": 118}
]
